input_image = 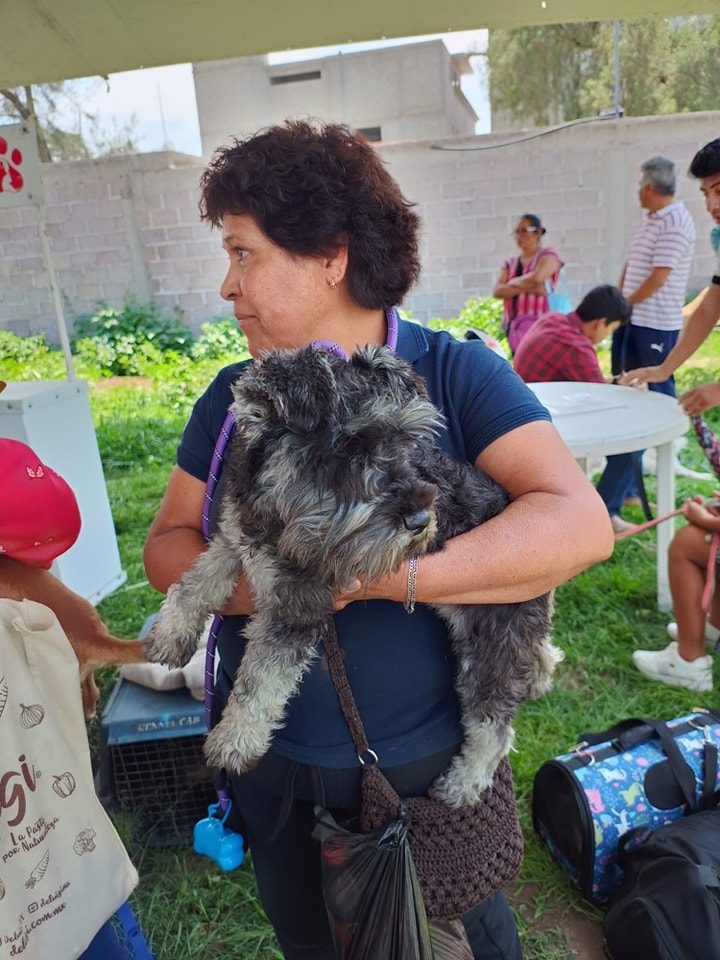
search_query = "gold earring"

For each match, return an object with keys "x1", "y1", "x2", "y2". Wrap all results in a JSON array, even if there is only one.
[{"x1": 328, "y1": 278, "x2": 337, "y2": 289}]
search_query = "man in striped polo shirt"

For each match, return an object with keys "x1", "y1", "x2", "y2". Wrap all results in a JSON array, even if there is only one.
[
  {"x1": 598, "y1": 157, "x2": 696, "y2": 529},
  {"x1": 621, "y1": 138, "x2": 720, "y2": 391},
  {"x1": 616, "y1": 156, "x2": 696, "y2": 397}
]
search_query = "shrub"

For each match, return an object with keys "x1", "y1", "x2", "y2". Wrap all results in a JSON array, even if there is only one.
[
  {"x1": 0, "y1": 330, "x2": 67, "y2": 380},
  {"x1": 192, "y1": 318, "x2": 251, "y2": 361},
  {"x1": 426, "y1": 297, "x2": 506, "y2": 344},
  {"x1": 0, "y1": 330, "x2": 52, "y2": 363},
  {"x1": 71, "y1": 300, "x2": 194, "y2": 376}
]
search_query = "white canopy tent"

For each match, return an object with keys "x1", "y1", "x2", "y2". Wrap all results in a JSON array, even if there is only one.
[{"x1": 1, "y1": 0, "x2": 719, "y2": 88}]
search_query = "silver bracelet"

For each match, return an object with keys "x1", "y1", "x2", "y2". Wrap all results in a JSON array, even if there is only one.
[{"x1": 404, "y1": 556, "x2": 419, "y2": 614}]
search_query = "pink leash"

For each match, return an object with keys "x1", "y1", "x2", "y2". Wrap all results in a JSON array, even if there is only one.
[{"x1": 614, "y1": 507, "x2": 720, "y2": 613}]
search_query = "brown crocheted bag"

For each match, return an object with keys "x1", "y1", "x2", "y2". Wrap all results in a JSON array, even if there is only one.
[{"x1": 322, "y1": 624, "x2": 524, "y2": 921}]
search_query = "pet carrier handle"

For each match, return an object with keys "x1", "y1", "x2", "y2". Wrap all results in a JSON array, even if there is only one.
[
  {"x1": 577, "y1": 717, "x2": 654, "y2": 748},
  {"x1": 580, "y1": 717, "x2": 698, "y2": 811},
  {"x1": 578, "y1": 710, "x2": 720, "y2": 750}
]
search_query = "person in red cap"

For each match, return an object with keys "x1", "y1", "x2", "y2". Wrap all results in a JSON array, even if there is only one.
[
  {"x1": 0, "y1": 436, "x2": 144, "y2": 715},
  {"x1": 0, "y1": 437, "x2": 82, "y2": 568}
]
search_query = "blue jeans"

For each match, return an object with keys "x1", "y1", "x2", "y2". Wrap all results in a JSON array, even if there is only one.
[
  {"x1": 596, "y1": 451, "x2": 643, "y2": 516},
  {"x1": 599, "y1": 325, "x2": 680, "y2": 514},
  {"x1": 610, "y1": 324, "x2": 679, "y2": 397}
]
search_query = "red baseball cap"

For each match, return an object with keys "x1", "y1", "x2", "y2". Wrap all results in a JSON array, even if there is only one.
[{"x1": 0, "y1": 438, "x2": 82, "y2": 568}]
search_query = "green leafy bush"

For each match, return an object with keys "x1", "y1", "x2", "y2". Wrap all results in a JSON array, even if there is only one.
[
  {"x1": 426, "y1": 297, "x2": 506, "y2": 345},
  {"x1": 192, "y1": 318, "x2": 251, "y2": 361},
  {"x1": 458, "y1": 296, "x2": 505, "y2": 341},
  {"x1": 0, "y1": 330, "x2": 67, "y2": 380},
  {"x1": 0, "y1": 330, "x2": 52, "y2": 363},
  {"x1": 71, "y1": 300, "x2": 194, "y2": 376}
]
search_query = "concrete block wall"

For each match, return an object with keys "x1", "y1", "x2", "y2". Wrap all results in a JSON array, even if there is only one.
[
  {"x1": 394, "y1": 111, "x2": 720, "y2": 320},
  {"x1": 1, "y1": 110, "x2": 718, "y2": 339},
  {"x1": 0, "y1": 151, "x2": 226, "y2": 339}
]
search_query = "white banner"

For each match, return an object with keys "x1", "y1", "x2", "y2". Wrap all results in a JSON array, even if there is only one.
[{"x1": 0, "y1": 121, "x2": 43, "y2": 209}]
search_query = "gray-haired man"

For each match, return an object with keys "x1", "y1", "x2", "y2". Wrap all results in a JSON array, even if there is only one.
[
  {"x1": 613, "y1": 156, "x2": 696, "y2": 397},
  {"x1": 621, "y1": 139, "x2": 720, "y2": 393},
  {"x1": 600, "y1": 157, "x2": 696, "y2": 529}
]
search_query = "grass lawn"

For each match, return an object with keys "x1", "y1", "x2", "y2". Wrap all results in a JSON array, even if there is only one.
[{"x1": 46, "y1": 330, "x2": 720, "y2": 957}]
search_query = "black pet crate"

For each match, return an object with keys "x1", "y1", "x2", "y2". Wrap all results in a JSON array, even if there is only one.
[{"x1": 96, "y1": 678, "x2": 217, "y2": 847}]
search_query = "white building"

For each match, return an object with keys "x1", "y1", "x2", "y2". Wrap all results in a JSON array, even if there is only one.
[{"x1": 193, "y1": 40, "x2": 477, "y2": 154}]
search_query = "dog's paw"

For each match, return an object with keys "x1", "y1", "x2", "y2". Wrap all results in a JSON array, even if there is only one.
[
  {"x1": 142, "y1": 621, "x2": 196, "y2": 668},
  {"x1": 204, "y1": 724, "x2": 259, "y2": 776},
  {"x1": 429, "y1": 763, "x2": 495, "y2": 809},
  {"x1": 527, "y1": 640, "x2": 565, "y2": 699}
]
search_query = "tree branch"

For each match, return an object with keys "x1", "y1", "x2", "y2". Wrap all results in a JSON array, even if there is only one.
[
  {"x1": 0, "y1": 86, "x2": 53, "y2": 162},
  {"x1": 0, "y1": 87, "x2": 30, "y2": 119}
]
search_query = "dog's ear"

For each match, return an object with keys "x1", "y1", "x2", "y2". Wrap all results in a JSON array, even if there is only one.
[
  {"x1": 237, "y1": 348, "x2": 340, "y2": 433},
  {"x1": 345, "y1": 391, "x2": 443, "y2": 445},
  {"x1": 350, "y1": 346, "x2": 429, "y2": 402}
]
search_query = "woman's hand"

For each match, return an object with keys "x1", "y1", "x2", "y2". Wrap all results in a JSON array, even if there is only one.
[
  {"x1": 332, "y1": 564, "x2": 407, "y2": 611},
  {"x1": 679, "y1": 382, "x2": 720, "y2": 416},
  {"x1": 682, "y1": 495, "x2": 720, "y2": 532},
  {"x1": 507, "y1": 276, "x2": 545, "y2": 296}
]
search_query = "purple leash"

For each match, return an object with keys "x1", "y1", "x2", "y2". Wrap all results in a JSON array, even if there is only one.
[
  {"x1": 201, "y1": 309, "x2": 399, "y2": 812},
  {"x1": 202, "y1": 410, "x2": 236, "y2": 812}
]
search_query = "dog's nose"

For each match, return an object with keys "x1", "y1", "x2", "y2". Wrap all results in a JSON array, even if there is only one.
[{"x1": 403, "y1": 509, "x2": 432, "y2": 535}]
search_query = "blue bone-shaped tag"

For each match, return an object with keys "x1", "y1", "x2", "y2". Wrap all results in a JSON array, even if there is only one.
[{"x1": 193, "y1": 802, "x2": 245, "y2": 872}]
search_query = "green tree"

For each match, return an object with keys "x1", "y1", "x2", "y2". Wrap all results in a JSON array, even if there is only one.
[
  {"x1": 0, "y1": 81, "x2": 139, "y2": 162},
  {"x1": 673, "y1": 16, "x2": 720, "y2": 113},
  {"x1": 487, "y1": 16, "x2": 720, "y2": 127}
]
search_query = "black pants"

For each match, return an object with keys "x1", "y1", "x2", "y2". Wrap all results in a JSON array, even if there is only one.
[{"x1": 229, "y1": 748, "x2": 523, "y2": 960}]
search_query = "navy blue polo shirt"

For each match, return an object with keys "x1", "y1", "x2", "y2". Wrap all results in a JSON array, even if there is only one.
[{"x1": 177, "y1": 318, "x2": 550, "y2": 768}]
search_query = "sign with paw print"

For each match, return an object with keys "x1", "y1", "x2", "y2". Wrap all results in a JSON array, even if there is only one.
[{"x1": 0, "y1": 122, "x2": 42, "y2": 210}]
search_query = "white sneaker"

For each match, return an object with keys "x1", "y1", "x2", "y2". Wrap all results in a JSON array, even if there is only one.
[
  {"x1": 632, "y1": 642, "x2": 713, "y2": 692},
  {"x1": 666, "y1": 621, "x2": 720, "y2": 653}
]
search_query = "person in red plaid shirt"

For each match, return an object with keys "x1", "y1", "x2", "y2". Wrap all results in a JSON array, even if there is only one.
[
  {"x1": 514, "y1": 285, "x2": 635, "y2": 532},
  {"x1": 513, "y1": 284, "x2": 632, "y2": 384}
]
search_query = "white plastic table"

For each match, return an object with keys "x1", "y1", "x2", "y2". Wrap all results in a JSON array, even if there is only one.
[{"x1": 527, "y1": 381, "x2": 689, "y2": 611}]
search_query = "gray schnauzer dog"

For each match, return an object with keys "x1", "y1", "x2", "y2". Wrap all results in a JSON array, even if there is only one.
[{"x1": 144, "y1": 345, "x2": 561, "y2": 808}]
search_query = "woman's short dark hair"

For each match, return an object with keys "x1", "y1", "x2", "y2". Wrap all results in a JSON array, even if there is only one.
[
  {"x1": 199, "y1": 121, "x2": 420, "y2": 309},
  {"x1": 519, "y1": 213, "x2": 546, "y2": 236},
  {"x1": 689, "y1": 138, "x2": 720, "y2": 180}
]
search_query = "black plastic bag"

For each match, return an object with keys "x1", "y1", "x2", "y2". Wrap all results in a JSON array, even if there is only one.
[{"x1": 313, "y1": 806, "x2": 472, "y2": 960}]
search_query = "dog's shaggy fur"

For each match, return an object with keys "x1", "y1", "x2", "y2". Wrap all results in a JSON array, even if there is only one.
[{"x1": 144, "y1": 345, "x2": 560, "y2": 807}]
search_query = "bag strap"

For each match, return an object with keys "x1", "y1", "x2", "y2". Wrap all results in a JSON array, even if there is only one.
[
  {"x1": 322, "y1": 622, "x2": 378, "y2": 763},
  {"x1": 641, "y1": 718, "x2": 699, "y2": 811},
  {"x1": 702, "y1": 739, "x2": 718, "y2": 808},
  {"x1": 582, "y1": 717, "x2": 700, "y2": 811}
]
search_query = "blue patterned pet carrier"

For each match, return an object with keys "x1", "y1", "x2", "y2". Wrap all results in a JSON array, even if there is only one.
[{"x1": 532, "y1": 710, "x2": 720, "y2": 904}]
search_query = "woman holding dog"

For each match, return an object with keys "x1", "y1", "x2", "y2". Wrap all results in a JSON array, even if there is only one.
[{"x1": 144, "y1": 121, "x2": 613, "y2": 960}]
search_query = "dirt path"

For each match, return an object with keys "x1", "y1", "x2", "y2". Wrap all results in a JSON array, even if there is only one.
[{"x1": 509, "y1": 884, "x2": 607, "y2": 959}]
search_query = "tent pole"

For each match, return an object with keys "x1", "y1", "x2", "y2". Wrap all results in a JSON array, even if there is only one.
[{"x1": 36, "y1": 205, "x2": 76, "y2": 380}]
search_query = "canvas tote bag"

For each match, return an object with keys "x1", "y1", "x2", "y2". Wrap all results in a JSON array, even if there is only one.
[{"x1": 0, "y1": 598, "x2": 138, "y2": 960}]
